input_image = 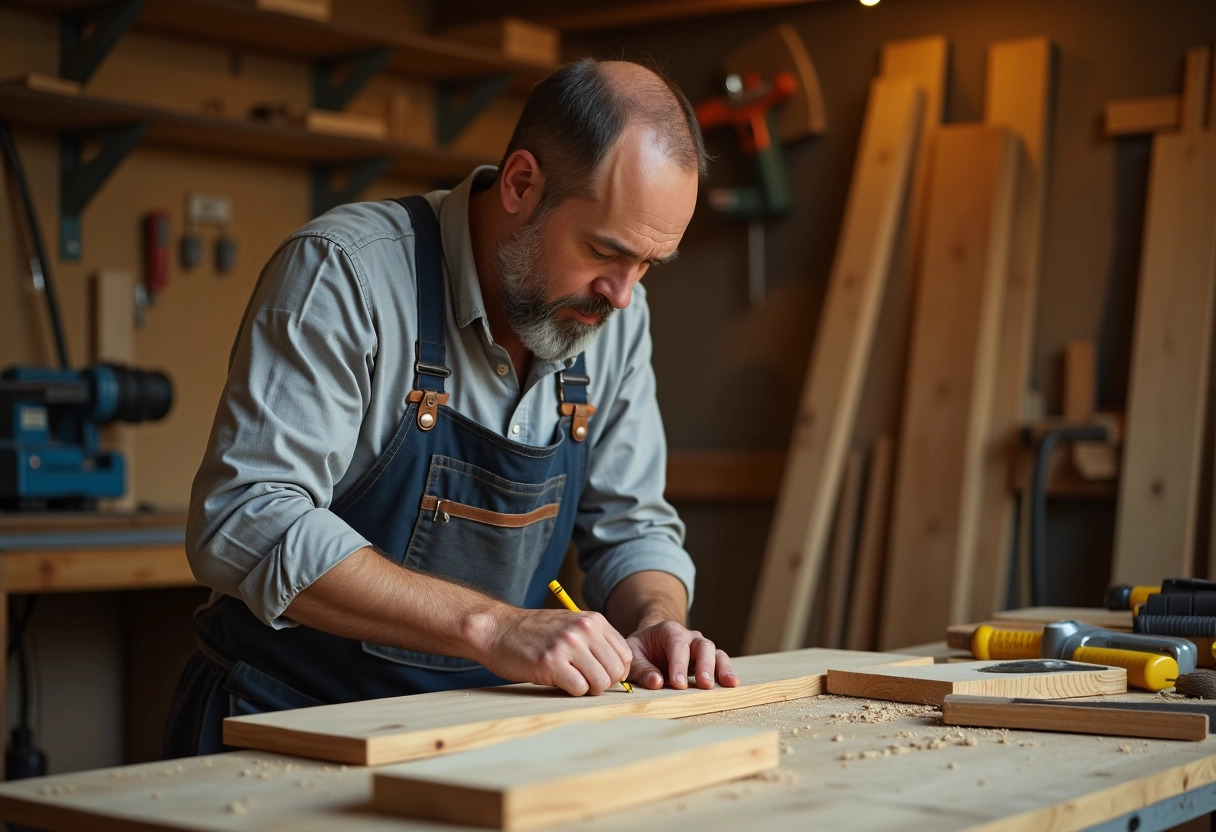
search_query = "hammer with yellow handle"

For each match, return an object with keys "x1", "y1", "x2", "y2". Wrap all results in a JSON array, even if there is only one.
[{"x1": 971, "y1": 620, "x2": 1196, "y2": 691}]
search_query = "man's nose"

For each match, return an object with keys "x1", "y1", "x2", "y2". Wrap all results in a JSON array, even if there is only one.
[{"x1": 593, "y1": 265, "x2": 643, "y2": 310}]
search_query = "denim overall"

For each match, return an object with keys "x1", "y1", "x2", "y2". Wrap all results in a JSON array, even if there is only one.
[{"x1": 163, "y1": 196, "x2": 592, "y2": 757}]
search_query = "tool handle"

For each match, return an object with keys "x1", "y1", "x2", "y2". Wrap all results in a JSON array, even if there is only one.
[
  {"x1": 1073, "y1": 646, "x2": 1178, "y2": 691},
  {"x1": 972, "y1": 625, "x2": 1041, "y2": 660}
]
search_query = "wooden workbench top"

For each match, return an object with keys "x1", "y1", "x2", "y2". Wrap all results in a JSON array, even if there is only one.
[{"x1": 0, "y1": 690, "x2": 1212, "y2": 831}]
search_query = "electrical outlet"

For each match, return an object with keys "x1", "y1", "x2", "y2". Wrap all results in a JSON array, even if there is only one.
[{"x1": 186, "y1": 193, "x2": 232, "y2": 227}]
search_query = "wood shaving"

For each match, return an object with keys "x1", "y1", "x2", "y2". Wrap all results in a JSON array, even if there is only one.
[
  {"x1": 227, "y1": 799, "x2": 252, "y2": 814},
  {"x1": 948, "y1": 762, "x2": 959, "y2": 770},
  {"x1": 831, "y1": 734, "x2": 844, "y2": 742},
  {"x1": 1117, "y1": 745, "x2": 1132, "y2": 754}
]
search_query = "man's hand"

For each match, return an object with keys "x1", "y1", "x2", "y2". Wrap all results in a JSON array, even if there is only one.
[
  {"x1": 474, "y1": 607, "x2": 633, "y2": 697},
  {"x1": 626, "y1": 621, "x2": 738, "y2": 690}
]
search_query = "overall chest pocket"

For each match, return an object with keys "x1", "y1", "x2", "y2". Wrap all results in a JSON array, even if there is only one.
[{"x1": 362, "y1": 454, "x2": 566, "y2": 671}]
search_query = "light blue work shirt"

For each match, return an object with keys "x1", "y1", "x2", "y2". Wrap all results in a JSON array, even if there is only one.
[{"x1": 186, "y1": 166, "x2": 694, "y2": 628}]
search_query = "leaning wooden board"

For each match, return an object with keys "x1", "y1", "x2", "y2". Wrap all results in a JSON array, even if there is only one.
[
  {"x1": 826, "y1": 660, "x2": 1125, "y2": 706},
  {"x1": 879, "y1": 124, "x2": 1019, "y2": 650},
  {"x1": 1113, "y1": 132, "x2": 1216, "y2": 585},
  {"x1": 372, "y1": 718, "x2": 777, "y2": 830},
  {"x1": 743, "y1": 77, "x2": 924, "y2": 654},
  {"x1": 6, "y1": 701, "x2": 1216, "y2": 832},
  {"x1": 224, "y1": 649, "x2": 928, "y2": 765}
]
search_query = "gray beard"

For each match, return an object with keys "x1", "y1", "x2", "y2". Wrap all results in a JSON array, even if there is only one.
[{"x1": 496, "y1": 213, "x2": 615, "y2": 362}]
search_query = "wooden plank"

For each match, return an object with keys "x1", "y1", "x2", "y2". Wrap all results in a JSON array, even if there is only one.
[
  {"x1": 825, "y1": 660, "x2": 1126, "y2": 706},
  {"x1": 742, "y1": 77, "x2": 923, "y2": 654},
  {"x1": 441, "y1": 17, "x2": 560, "y2": 67},
  {"x1": 1063, "y1": 340, "x2": 1095, "y2": 422},
  {"x1": 2, "y1": 547, "x2": 196, "y2": 593},
  {"x1": 1181, "y1": 46, "x2": 1212, "y2": 133},
  {"x1": 1105, "y1": 95, "x2": 1181, "y2": 135},
  {"x1": 820, "y1": 450, "x2": 864, "y2": 648},
  {"x1": 224, "y1": 648, "x2": 929, "y2": 765},
  {"x1": 371, "y1": 718, "x2": 777, "y2": 830},
  {"x1": 879, "y1": 124, "x2": 1020, "y2": 650},
  {"x1": 850, "y1": 36, "x2": 948, "y2": 459},
  {"x1": 844, "y1": 435, "x2": 894, "y2": 651},
  {"x1": 664, "y1": 450, "x2": 784, "y2": 501},
  {"x1": 536, "y1": 0, "x2": 832, "y2": 33},
  {"x1": 941, "y1": 694, "x2": 1208, "y2": 741},
  {"x1": 969, "y1": 36, "x2": 1055, "y2": 625},
  {"x1": 1114, "y1": 132, "x2": 1216, "y2": 585}
]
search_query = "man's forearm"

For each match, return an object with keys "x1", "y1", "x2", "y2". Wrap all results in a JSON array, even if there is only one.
[
  {"x1": 603, "y1": 570, "x2": 689, "y2": 634},
  {"x1": 283, "y1": 547, "x2": 507, "y2": 664}
]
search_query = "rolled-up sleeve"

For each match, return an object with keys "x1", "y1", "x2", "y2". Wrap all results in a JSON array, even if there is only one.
[
  {"x1": 186, "y1": 234, "x2": 376, "y2": 628},
  {"x1": 573, "y1": 294, "x2": 695, "y2": 612}
]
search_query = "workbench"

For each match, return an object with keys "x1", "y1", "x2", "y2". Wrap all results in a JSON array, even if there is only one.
[
  {"x1": 0, "y1": 669, "x2": 1212, "y2": 831},
  {"x1": 0, "y1": 512, "x2": 197, "y2": 776}
]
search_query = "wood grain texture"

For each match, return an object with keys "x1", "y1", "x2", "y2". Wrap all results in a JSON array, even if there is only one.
[
  {"x1": 372, "y1": 718, "x2": 778, "y2": 830},
  {"x1": 821, "y1": 450, "x2": 864, "y2": 648},
  {"x1": 224, "y1": 649, "x2": 929, "y2": 765},
  {"x1": 1114, "y1": 132, "x2": 1216, "y2": 585},
  {"x1": 2, "y1": 547, "x2": 196, "y2": 594},
  {"x1": 743, "y1": 77, "x2": 923, "y2": 654},
  {"x1": 969, "y1": 36, "x2": 1055, "y2": 625},
  {"x1": 879, "y1": 124, "x2": 1020, "y2": 650},
  {"x1": 844, "y1": 435, "x2": 895, "y2": 651},
  {"x1": 941, "y1": 694, "x2": 1208, "y2": 741},
  {"x1": 1181, "y1": 46, "x2": 1212, "y2": 132},
  {"x1": 1105, "y1": 95, "x2": 1181, "y2": 135},
  {"x1": 826, "y1": 660, "x2": 1126, "y2": 706}
]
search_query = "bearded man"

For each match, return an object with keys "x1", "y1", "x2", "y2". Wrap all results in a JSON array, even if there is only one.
[{"x1": 165, "y1": 58, "x2": 736, "y2": 757}]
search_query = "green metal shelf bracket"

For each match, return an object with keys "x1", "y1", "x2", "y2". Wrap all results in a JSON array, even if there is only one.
[
  {"x1": 312, "y1": 158, "x2": 392, "y2": 218},
  {"x1": 313, "y1": 49, "x2": 394, "y2": 112},
  {"x1": 60, "y1": 123, "x2": 148, "y2": 261},
  {"x1": 436, "y1": 74, "x2": 511, "y2": 146},
  {"x1": 60, "y1": 0, "x2": 144, "y2": 84}
]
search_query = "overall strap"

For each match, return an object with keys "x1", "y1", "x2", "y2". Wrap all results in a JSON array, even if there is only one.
[
  {"x1": 558, "y1": 353, "x2": 596, "y2": 443},
  {"x1": 395, "y1": 195, "x2": 450, "y2": 430}
]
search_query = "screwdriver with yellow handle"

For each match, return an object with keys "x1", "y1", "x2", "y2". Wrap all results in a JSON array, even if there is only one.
[
  {"x1": 970, "y1": 621, "x2": 1195, "y2": 692},
  {"x1": 548, "y1": 579, "x2": 633, "y2": 693}
]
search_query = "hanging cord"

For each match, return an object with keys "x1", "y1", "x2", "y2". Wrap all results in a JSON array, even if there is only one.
[{"x1": 0, "y1": 121, "x2": 70, "y2": 370}]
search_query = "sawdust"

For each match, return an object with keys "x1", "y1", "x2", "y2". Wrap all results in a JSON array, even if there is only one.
[
  {"x1": 1117, "y1": 745, "x2": 1132, "y2": 754},
  {"x1": 830, "y1": 703, "x2": 939, "y2": 724},
  {"x1": 227, "y1": 799, "x2": 253, "y2": 814},
  {"x1": 751, "y1": 768, "x2": 800, "y2": 786},
  {"x1": 948, "y1": 762, "x2": 959, "y2": 770}
]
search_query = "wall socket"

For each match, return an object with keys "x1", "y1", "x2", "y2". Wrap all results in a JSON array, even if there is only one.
[{"x1": 186, "y1": 193, "x2": 232, "y2": 227}]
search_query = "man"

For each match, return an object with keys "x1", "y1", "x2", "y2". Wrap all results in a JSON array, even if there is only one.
[{"x1": 165, "y1": 58, "x2": 736, "y2": 757}]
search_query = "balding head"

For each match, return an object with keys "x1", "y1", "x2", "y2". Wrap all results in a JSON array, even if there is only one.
[{"x1": 497, "y1": 58, "x2": 708, "y2": 217}]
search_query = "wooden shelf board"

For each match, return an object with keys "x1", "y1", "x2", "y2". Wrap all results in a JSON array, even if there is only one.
[{"x1": 0, "y1": 81, "x2": 487, "y2": 181}]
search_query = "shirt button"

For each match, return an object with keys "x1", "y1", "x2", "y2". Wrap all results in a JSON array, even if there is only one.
[
  {"x1": 496, "y1": 363, "x2": 509, "y2": 377},
  {"x1": 511, "y1": 424, "x2": 521, "y2": 435}
]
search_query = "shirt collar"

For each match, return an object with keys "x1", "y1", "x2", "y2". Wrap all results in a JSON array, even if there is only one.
[{"x1": 439, "y1": 165, "x2": 498, "y2": 331}]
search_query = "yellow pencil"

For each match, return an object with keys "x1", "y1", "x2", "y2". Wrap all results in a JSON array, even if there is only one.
[{"x1": 548, "y1": 579, "x2": 634, "y2": 692}]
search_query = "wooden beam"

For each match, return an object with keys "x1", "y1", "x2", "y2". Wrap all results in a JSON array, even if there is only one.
[
  {"x1": 844, "y1": 434, "x2": 894, "y2": 651},
  {"x1": 742, "y1": 77, "x2": 923, "y2": 655},
  {"x1": 941, "y1": 695, "x2": 1208, "y2": 742},
  {"x1": 1114, "y1": 132, "x2": 1216, "y2": 585},
  {"x1": 535, "y1": 0, "x2": 830, "y2": 33},
  {"x1": 879, "y1": 124, "x2": 1020, "y2": 650},
  {"x1": 1105, "y1": 95, "x2": 1181, "y2": 136},
  {"x1": 821, "y1": 450, "x2": 864, "y2": 648},
  {"x1": 968, "y1": 36, "x2": 1055, "y2": 624},
  {"x1": 825, "y1": 660, "x2": 1126, "y2": 706},
  {"x1": 371, "y1": 718, "x2": 778, "y2": 830},
  {"x1": 1063, "y1": 341, "x2": 1096, "y2": 422},
  {"x1": 223, "y1": 648, "x2": 929, "y2": 765},
  {"x1": 1181, "y1": 46, "x2": 1212, "y2": 133}
]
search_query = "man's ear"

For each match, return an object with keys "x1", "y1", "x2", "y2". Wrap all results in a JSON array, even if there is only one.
[{"x1": 498, "y1": 149, "x2": 545, "y2": 222}]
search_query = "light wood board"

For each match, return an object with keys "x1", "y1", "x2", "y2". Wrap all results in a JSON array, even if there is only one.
[
  {"x1": 821, "y1": 449, "x2": 864, "y2": 648},
  {"x1": 850, "y1": 36, "x2": 948, "y2": 494},
  {"x1": 1113, "y1": 132, "x2": 1216, "y2": 584},
  {"x1": 371, "y1": 717, "x2": 777, "y2": 830},
  {"x1": 969, "y1": 36, "x2": 1055, "y2": 625},
  {"x1": 879, "y1": 124, "x2": 1019, "y2": 650},
  {"x1": 743, "y1": 77, "x2": 923, "y2": 654},
  {"x1": 844, "y1": 434, "x2": 895, "y2": 651},
  {"x1": 941, "y1": 694, "x2": 1208, "y2": 741},
  {"x1": 826, "y1": 660, "x2": 1126, "y2": 706},
  {"x1": 1181, "y1": 46, "x2": 1212, "y2": 133},
  {"x1": 224, "y1": 648, "x2": 928, "y2": 765}
]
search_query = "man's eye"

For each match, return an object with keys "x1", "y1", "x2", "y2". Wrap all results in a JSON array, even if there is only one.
[{"x1": 589, "y1": 245, "x2": 611, "y2": 260}]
